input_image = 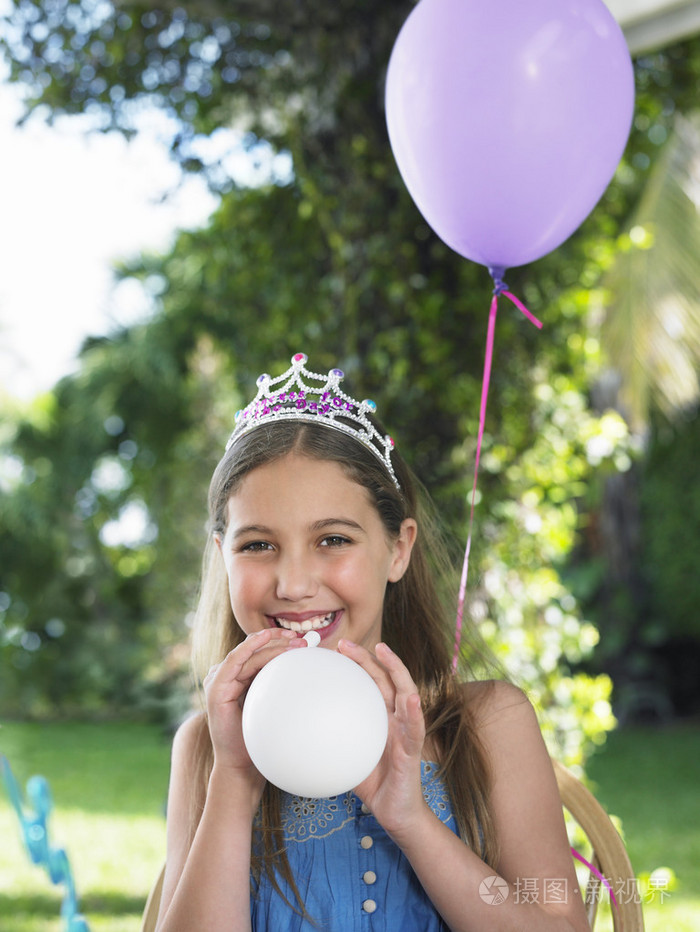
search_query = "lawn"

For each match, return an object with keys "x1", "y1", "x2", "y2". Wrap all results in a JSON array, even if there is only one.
[
  {"x1": 0, "y1": 721, "x2": 171, "y2": 932},
  {"x1": 0, "y1": 718, "x2": 698, "y2": 930},
  {"x1": 585, "y1": 719, "x2": 700, "y2": 932}
]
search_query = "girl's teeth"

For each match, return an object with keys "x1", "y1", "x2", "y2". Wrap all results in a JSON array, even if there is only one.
[{"x1": 276, "y1": 613, "x2": 335, "y2": 631}]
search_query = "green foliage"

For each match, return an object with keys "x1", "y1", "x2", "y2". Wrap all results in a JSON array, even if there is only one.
[
  {"x1": 639, "y1": 406, "x2": 700, "y2": 640},
  {"x1": 603, "y1": 113, "x2": 700, "y2": 430},
  {"x1": 0, "y1": 328, "x2": 237, "y2": 719}
]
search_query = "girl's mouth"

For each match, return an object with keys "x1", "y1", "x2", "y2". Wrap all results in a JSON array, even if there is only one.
[{"x1": 271, "y1": 610, "x2": 342, "y2": 639}]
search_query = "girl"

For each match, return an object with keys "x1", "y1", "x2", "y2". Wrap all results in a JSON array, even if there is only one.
[{"x1": 155, "y1": 354, "x2": 590, "y2": 932}]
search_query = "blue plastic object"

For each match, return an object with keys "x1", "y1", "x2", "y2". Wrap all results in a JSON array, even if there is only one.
[{"x1": 1, "y1": 754, "x2": 91, "y2": 932}]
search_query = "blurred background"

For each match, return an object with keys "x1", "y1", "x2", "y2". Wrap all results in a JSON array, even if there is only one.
[{"x1": 1, "y1": 0, "x2": 699, "y2": 929}]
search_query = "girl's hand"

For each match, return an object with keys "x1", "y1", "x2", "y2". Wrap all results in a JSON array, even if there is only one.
[
  {"x1": 337, "y1": 639, "x2": 429, "y2": 842},
  {"x1": 203, "y1": 628, "x2": 300, "y2": 785}
]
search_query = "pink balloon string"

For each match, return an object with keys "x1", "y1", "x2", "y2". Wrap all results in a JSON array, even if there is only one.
[
  {"x1": 571, "y1": 847, "x2": 620, "y2": 910},
  {"x1": 452, "y1": 286, "x2": 542, "y2": 673}
]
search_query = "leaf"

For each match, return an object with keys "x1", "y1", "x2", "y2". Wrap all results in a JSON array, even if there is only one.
[{"x1": 603, "y1": 112, "x2": 700, "y2": 429}]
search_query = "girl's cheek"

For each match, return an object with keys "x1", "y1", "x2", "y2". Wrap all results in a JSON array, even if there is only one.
[{"x1": 232, "y1": 566, "x2": 269, "y2": 602}]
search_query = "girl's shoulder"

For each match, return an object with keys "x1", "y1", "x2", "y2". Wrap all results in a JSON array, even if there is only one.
[
  {"x1": 170, "y1": 710, "x2": 210, "y2": 785},
  {"x1": 462, "y1": 678, "x2": 533, "y2": 728},
  {"x1": 173, "y1": 709, "x2": 208, "y2": 750},
  {"x1": 166, "y1": 711, "x2": 211, "y2": 840},
  {"x1": 461, "y1": 679, "x2": 554, "y2": 794},
  {"x1": 175, "y1": 711, "x2": 207, "y2": 741}
]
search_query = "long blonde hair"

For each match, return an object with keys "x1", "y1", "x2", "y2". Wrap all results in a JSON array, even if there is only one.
[{"x1": 188, "y1": 420, "x2": 499, "y2": 906}]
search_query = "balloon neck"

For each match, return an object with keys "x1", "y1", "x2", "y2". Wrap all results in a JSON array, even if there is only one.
[
  {"x1": 303, "y1": 630, "x2": 321, "y2": 648},
  {"x1": 488, "y1": 266, "x2": 509, "y2": 296}
]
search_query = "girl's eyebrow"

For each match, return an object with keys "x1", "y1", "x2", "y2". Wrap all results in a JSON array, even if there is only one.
[
  {"x1": 310, "y1": 518, "x2": 364, "y2": 533},
  {"x1": 231, "y1": 524, "x2": 273, "y2": 540},
  {"x1": 231, "y1": 518, "x2": 364, "y2": 540}
]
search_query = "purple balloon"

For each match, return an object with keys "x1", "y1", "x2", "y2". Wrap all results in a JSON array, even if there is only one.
[{"x1": 385, "y1": 0, "x2": 635, "y2": 271}]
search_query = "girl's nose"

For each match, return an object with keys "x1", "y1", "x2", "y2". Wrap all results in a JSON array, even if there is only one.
[{"x1": 275, "y1": 553, "x2": 318, "y2": 602}]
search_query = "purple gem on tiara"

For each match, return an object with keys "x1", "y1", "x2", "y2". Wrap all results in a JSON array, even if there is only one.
[
  {"x1": 330, "y1": 368, "x2": 344, "y2": 378},
  {"x1": 292, "y1": 353, "x2": 308, "y2": 364},
  {"x1": 257, "y1": 373, "x2": 270, "y2": 386}
]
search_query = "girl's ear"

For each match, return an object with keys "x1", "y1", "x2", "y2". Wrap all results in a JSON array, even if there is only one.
[
  {"x1": 388, "y1": 518, "x2": 418, "y2": 583},
  {"x1": 213, "y1": 531, "x2": 223, "y2": 554}
]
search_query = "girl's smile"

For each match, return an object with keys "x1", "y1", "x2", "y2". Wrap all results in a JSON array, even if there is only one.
[
  {"x1": 266, "y1": 609, "x2": 343, "y2": 641},
  {"x1": 216, "y1": 453, "x2": 416, "y2": 651}
]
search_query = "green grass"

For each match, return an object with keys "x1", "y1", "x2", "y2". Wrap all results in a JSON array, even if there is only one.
[
  {"x1": 585, "y1": 719, "x2": 700, "y2": 932},
  {"x1": 1, "y1": 718, "x2": 699, "y2": 930},
  {"x1": 0, "y1": 721, "x2": 171, "y2": 932}
]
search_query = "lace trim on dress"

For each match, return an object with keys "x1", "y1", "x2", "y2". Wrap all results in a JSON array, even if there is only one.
[
  {"x1": 281, "y1": 792, "x2": 356, "y2": 843},
  {"x1": 280, "y1": 761, "x2": 454, "y2": 843}
]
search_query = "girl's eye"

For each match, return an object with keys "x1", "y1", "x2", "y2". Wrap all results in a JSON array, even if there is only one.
[
  {"x1": 240, "y1": 541, "x2": 273, "y2": 553},
  {"x1": 320, "y1": 535, "x2": 351, "y2": 548}
]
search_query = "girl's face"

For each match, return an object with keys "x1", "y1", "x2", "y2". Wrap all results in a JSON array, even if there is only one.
[{"x1": 217, "y1": 453, "x2": 416, "y2": 651}]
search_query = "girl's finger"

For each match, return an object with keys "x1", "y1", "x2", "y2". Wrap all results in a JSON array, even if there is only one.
[
  {"x1": 341, "y1": 640, "x2": 424, "y2": 728},
  {"x1": 339, "y1": 642, "x2": 425, "y2": 766},
  {"x1": 204, "y1": 628, "x2": 299, "y2": 691},
  {"x1": 339, "y1": 639, "x2": 419, "y2": 693},
  {"x1": 203, "y1": 662, "x2": 221, "y2": 684},
  {"x1": 375, "y1": 642, "x2": 421, "y2": 700},
  {"x1": 337, "y1": 639, "x2": 407, "y2": 711},
  {"x1": 375, "y1": 644, "x2": 425, "y2": 754}
]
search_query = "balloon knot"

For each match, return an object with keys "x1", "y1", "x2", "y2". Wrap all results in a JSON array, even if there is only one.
[{"x1": 488, "y1": 266, "x2": 509, "y2": 296}]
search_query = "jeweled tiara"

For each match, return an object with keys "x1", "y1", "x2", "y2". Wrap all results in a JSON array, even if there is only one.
[{"x1": 225, "y1": 353, "x2": 400, "y2": 490}]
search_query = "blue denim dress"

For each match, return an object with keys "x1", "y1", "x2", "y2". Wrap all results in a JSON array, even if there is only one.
[{"x1": 251, "y1": 761, "x2": 458, "y2": 931}]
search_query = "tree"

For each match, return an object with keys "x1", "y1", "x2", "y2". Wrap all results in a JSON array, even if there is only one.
[
  {"x1": 603, "y1": 111, "x2": 700, "y2": 430},
  {"x1": 574, "y1": 55, "x2": 700, "y2": 720},
  {"x1": 3, "y1": 0, "x2": 699, "y2": 753}
]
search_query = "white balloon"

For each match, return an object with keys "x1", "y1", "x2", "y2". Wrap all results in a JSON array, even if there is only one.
[{"x1": 242, "y1": 640, "x2": 388, "y2": 798}]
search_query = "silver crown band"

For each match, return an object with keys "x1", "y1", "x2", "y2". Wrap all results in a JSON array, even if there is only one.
[{"x1": 225, "y1": 353, "x2": 400, "y2": 491}]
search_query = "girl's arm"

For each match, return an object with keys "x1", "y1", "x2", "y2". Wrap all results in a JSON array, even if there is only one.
[
  {"x1": 341, "y1": 642, "x2": 590, "y2": 932},
  {"x1": 155, "y1": 629, "x2": 299, "y2": 932},
  {"x1": 388, "y1": 680, "x2": 591, "y2": 932},
  {"x1": 155, "y1": 714, "x2": 258, "y2": 932}
]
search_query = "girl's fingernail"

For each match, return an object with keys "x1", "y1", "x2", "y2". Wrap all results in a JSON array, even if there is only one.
[
  {"x1": 339, "y1": 638, "x2": 357, "y2": 649},
  {"x1": 378, "y1": 642, "x2": 393, "y2": 654}
]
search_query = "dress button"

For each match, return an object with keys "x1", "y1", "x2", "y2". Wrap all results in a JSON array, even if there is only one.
[
  {"x1": 363, "y1": 870, "x2": 377, "y2": 885},
  {"x1": 360, "y1": 835, "x2": 374, "y2": 849},
  {"x1": 362, "y1": 899, "x2": 378, "y2": 914}
]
